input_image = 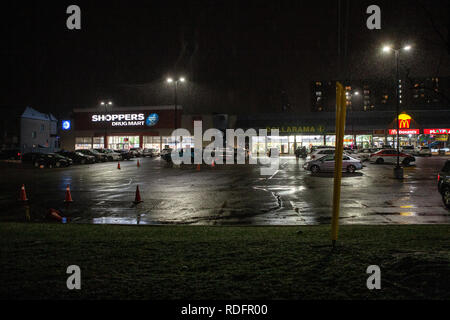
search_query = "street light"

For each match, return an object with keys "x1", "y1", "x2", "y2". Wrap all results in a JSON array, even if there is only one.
[
  {"x1": 100, "y1": 100, "x2": 113, "y2": 149},
  {"x1": 166, "y1": 77, "x2": 186, "y2": 148},
  {"x1": 382, "y1": 44, "x2": 412, "y2": 179}
]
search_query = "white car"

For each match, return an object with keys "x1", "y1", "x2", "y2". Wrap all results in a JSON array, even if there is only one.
[
  {"x1": 307, "y1": 148, "x2": 359, "y2": 161},
  {"x1": 415, "y1": 146, "x2": 432, "y2": 157},
  {"x1": 307, "y1": 148, "x2": 335, "y2": 161},
  {"x1": 369, "y1": 149, "x2": 416, "y2": 165},
  {"x1": 103, "y1": 149, "x2": 121, "y2": 161},
  {"x1": 356, "y1": 148, "x2": 378, "y2": 162},
  {"x1": 401, "y1": 146, "x2": 415, "y2": 154}
]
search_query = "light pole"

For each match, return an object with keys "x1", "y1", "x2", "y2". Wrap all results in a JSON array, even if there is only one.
[
  {"x1": 166, "y1": 77, "x2": 186, "y2": 149},
  {"x1": 382, "y1": 44, "x2": 412, "y2": 179},
  {"x1": 100, "y1": 101, "x2": 113, "y2": 149}
]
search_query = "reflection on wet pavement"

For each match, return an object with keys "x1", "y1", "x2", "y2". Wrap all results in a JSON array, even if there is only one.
[{"x1": 0, "y1": 156, "x2": 449, "y2": 225}]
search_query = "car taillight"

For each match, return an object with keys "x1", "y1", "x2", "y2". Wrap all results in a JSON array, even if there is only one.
[{"x1": 438, "y1": 174, "x2": 440, "y2": 182}]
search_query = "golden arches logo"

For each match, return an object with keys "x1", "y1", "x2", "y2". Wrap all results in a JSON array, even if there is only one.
[{"x1": 398, "y1": 113, "x2": 412, "y2": 129}]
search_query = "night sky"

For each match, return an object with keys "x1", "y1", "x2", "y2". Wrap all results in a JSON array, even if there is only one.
[{"x1": 1, "y1": 0, "x2": 449, "y2": 118}]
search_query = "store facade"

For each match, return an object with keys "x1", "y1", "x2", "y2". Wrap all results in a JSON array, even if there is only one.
[
  {"x1": 60, "y1": 106, "x2": 187, "y2": 152},
  {"x1": 236, "y1": 110, "x2": 450, "y2": 155},
  {"x1": 60, "y1": 107, "x2": 449, "y2": 155}
]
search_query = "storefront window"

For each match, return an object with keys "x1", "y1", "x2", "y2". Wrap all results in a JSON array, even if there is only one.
[
  {"x1": 373, "y1": 136, "x2": 386, "y2": 148},
  {"x1": 143, "y1": 136, "x2": 161, "y2": 151},
  {"x1": 356, "y1": 135, "x2": 372, "y2": 149},
  {"x1": 75, "y1": 137, "x2": 92, "y2": 150},
  {"x1": 181, "y1": 136, "x2": 194, "y2": 149},
  {"x1": 325, "y1": 135, "x2": 336, "y2": 146},
  {"x1": 162, "y1": 136, "x2": 180, "y2": 149},
  {"x1": 343, "y1": 135, "x2": 354, "y2": 147},
  {"x1": 298, "y1": 135, "x2": 323, "y2": 150},
  {"x1": 251, "y1": 136, "x2": 267, "y2": 155},
  {"x1": 93, "y1": 137, "x2": 104, "y2": 149},
  {"x1": 108, "y1": 136, "x2": 139, "y2": 150}
]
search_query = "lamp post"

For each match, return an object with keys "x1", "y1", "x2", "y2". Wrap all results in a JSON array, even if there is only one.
[
  {"x1": 166, "y1": 77, "x2": 185, "y2": 149},
  {"x1": 100, "y1": 101, "x2": 113, "y2": 149},
  {"x1": 382, "y1": 45, "x2": 412, "y2": 179}
]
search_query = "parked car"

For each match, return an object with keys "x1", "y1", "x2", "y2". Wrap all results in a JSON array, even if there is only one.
[
  {"x1": 21, "y1": 152, "x2": 44, "y2": 163},
  {"x1": 94, "y1": 148, "x2": 121, "y2": 161},
  {"x1": 58, "y1": 151, "x2": 95, "y2": 164},
  {"x1": 114, "y1": 149, "x2": 134, "y2": 160},
  {"x1": 307, "y1": 148, "x2": 336, "y2": 161},
  {"x1": 129, "y1": 148, "x2": 143, "y2": 157},
  {"x1": 310, "y1": 146, "x2": 335, "y2": 153},
  {"x1": 415, "y1": 146, "x2": 432, "y2": 157},
  {"x1": 438, "y1": 160, "x2": 450, "y2": 209},
  {"x1": 33, "y1": 153, "x2": 73, "y2": 168},
  {"x1": 0, "y1": 149, "x2": 21, "y2": 160},
  {"x1": 77, "y1": 149, "x2": 108, "y2": 162},
  {"x1": 401, "y1": 145, "x2": 415, "y2": 154},
  {"x1": 369, "y1": 149, "x2": 415, "y2": 166},
  {"x1": 161, "y1": 148, "x2": 175, "y2": 162},
  {"x1": 160, "y1": 147, "x2": 173, "y2": 158},
  {"x1": 142, "y1": 148, "x2": 159, "y2": 157},
  {"x1": 356, "y1": 148, "x2": 378, "y2": 162},
  {"x1": 303, "y1": 154, "x2": 363, "y2": 173}
]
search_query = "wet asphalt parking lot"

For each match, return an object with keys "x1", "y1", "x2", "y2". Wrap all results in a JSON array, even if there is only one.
[{"x1": 0, "y1": 155, "x2": 449, "y2": 225}]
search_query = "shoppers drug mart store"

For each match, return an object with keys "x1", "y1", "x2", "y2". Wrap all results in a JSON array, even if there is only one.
[{"x1": 60, "y1": 106, "x2": 191, "y2": 152}]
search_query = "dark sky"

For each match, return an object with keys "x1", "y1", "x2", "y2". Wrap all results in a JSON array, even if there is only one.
[{"x1": 1, "y1": 0, "x2": 449, "y2": 118}]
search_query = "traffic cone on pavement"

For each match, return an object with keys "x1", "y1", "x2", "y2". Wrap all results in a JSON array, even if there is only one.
[
  {"x1": 137, "y1": 160, "x2": 140, "y2": 167},
  {"x1": 19, "y1": 184, "x2": 28, "y2": 202},
  {"x1": 117, "y1": 162, "x2": 121, "y2": 170},
  {"x1": 133, "y1": 185, "x2": 143, "y2": 204},
  {"x1": 196, "y1": 164, "x2": 201, "y2": 171},
  {"x1": 211, "y1": 160, "x2": 215, "y2": 167},
  {"x1": 64, "y1": 185, "x2": 73, "y2": 203}
]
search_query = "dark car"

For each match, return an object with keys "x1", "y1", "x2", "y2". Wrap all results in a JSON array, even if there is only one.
[
  {"x1": 58, "y1": 151, "x2": 95, "y2": 164},
  {"x1": 130, "y1": 148, "x2": 143, "y2": 157},
  {"x1": 0, "y1": 149, "x2": 21, "y2": 160},
  {"x1": 21, "y1": 152, "x2": 44, "y2": 163},
  {"x1": 438, "y1": 160, "x2": 450, "y2": 209},
  {"x1": 114, "y1": 149, "x2": 133, "y2": 160},
  {"x1": 77, "y1": 149, "x2": 108, "y2": 162},
  {"x1": 33, "y1": 153, "x2": 73, "y2": 168}
]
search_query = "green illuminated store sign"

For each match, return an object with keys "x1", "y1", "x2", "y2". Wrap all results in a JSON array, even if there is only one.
[{"x1": 266, "y1": 125, "x2": 325, "y2": 134}]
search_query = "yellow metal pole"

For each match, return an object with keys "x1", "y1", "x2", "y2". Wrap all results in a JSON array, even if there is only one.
[{"x1": 331, "y1": 82, "x2": 347, "y2": 246}]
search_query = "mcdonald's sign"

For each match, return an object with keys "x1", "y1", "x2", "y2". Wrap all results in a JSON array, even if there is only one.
[{"x1": 398, "y1": 113, "x2": 412, "y2": 129}]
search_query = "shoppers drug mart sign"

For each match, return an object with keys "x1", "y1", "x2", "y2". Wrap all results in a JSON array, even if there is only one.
[{"x1": 92, "y1": 113, "x2": 145, "y2": 126}]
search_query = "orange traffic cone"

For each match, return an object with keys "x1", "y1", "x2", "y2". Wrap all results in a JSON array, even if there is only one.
[
  {"x1": 117, "y1": 162, "x2": 121, "y2": 170},
  {"x1": 134, "y1": 185, "x2": 143, "y2": 204},
  {"x1": 211, "y1": 160, "x2": 215, "y2": 167},
  {"x1": 48, "y1": 208, "x2": 62, "y2": 222},
  {"x1": 196, "y1": 164, "x2": 201, "y2": 171},
  {"x1": 137, "y1": 160, "x2": 140, "y2": 167},
  {"x1": 19, "y1": 184, "x2": 28, "y2": 202},
  {"x1": 64, "y1": 185, "x2": 73, "y2": 203}
]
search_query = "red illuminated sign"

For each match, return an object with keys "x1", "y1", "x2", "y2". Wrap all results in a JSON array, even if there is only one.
[
  {"x1": 389, "y1": 129, "x2": 420, "y2": 135},
  {"x1": 423, "y1": 129, "x2": 450, "y2": 135}
]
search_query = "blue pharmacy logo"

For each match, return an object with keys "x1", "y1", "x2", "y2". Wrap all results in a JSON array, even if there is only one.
[
  {"x1": 145, "y1": 113, "x2": 159, "y2": 127},
  {"x1": 62, "y1": 120, "x2": 71, "y2": 130}
]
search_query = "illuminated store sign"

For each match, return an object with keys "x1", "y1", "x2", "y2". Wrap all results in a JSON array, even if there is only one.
[
  {"x1": 423, "y1": 129, "x2": 450, "y2": 134},
  {"x1": 389, "y1": 129, "x2": 419, "y2": 135},
  {"x1": 62, "y1": 120, "x2": 71, "y2": 130},
  {"x1": 398, "y1": 113, "x2": 412, "y2": 129},
  {"x1": 266, "y1": 125, "x2": 325, "y2": 133},
  {"x1": 92, "y1": 113, "x2": 146, "y2": 126}
]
